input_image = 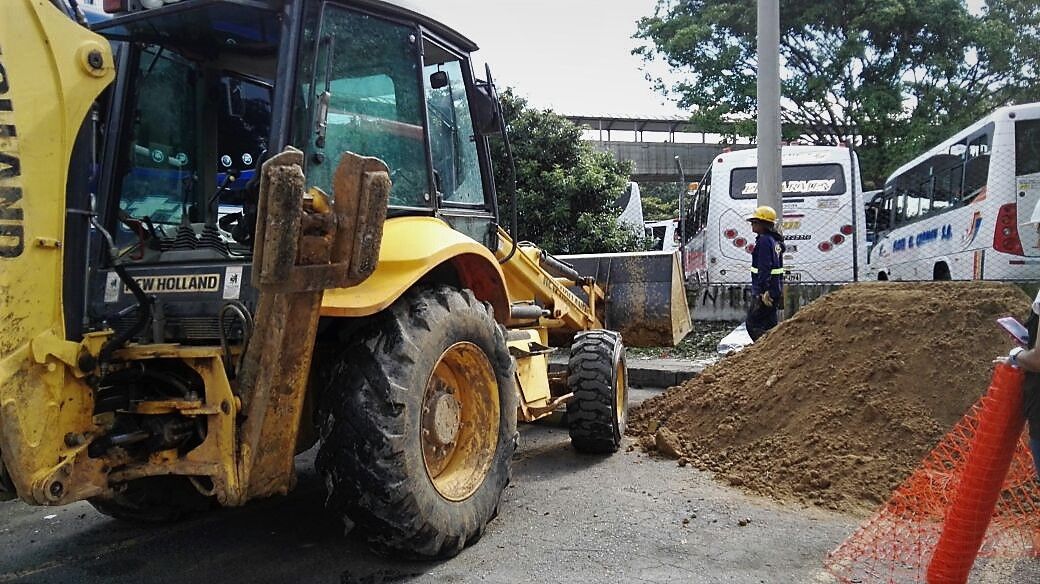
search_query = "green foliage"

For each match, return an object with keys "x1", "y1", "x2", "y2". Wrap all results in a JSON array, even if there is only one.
[
  {"x1": 639, "y1": 182, "x2": 686, "y2": 220},
  {"x1": 634, "y1": 0, "x2": 1040, "y2": 186},
  {"x1": 641, "y1": 195, "x2": 677, "y2": 221},
  {"x1": 490, "y1": 90, "x2": 647, "y2": 254}
]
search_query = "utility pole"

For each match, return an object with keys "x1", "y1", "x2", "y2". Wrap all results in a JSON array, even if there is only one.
[{"x1": 756, "y1": 0, "x2": 782, "y2": 223}]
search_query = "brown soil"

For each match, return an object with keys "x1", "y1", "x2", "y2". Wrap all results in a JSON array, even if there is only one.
[{"x1": 629, "y1": 282, "x2": 1032, "y2": 515}]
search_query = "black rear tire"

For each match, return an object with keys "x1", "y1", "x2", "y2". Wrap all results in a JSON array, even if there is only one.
[
  {"x1": 315, "y1": 285, "x2": 517, "y2": 559},
  {"x1": 566, "y1": 330, "x2": 628, "y2": 454},
  {"x1": 934, "y1": 262, "x2": 952, "y2": 281},
  {"x1": 89, "y1": 476, "x2": 214, "y2": 523}
]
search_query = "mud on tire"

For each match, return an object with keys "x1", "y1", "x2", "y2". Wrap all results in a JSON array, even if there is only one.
[
  {"x1": 566, "y1": 330, "x2": 628, "y2": 454},
  {"x1": 315, "y1": 285, "x2": 518, "y2": 559}
]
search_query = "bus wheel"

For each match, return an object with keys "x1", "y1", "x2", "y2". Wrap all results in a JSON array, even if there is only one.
[
  {"x1": 933, "y1": 263, "x2": 951, "y2": 281},
  {"x1": 878, "y1": 272, "x2": 889, "y2": 281}
]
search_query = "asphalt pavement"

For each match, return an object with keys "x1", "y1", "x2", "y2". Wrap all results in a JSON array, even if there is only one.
[{"x1": 0, "y1": 388, "x2": 855, "y2": 584}]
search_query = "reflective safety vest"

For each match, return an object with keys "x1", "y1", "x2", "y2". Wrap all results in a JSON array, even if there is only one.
[{"x1": 750, "y1": 231, "x2": 786, "y2": 298}]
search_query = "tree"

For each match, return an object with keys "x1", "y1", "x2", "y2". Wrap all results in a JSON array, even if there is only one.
[
  {"x1": 641, "y1": 195, "x2": 677, "y2": 221},
  {"x1": 638, "y1": 182, "x2": 686, "y2": 220},
  {"x1": 490, "y1": 90, "x2": 647, "y2": 254},
  {"x1": 634, "y1": 0, "x2": 1040, "y2": 186}
]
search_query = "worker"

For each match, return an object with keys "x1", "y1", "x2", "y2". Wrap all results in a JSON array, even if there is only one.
[
  {"x1": 995, "y1": 289, "x2": 1040, "y2": 480},
  {"x1": 746, "y1": 205, "x2": 785, "y2": 341}
]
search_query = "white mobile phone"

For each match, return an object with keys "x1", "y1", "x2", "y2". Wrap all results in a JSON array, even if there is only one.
[{"x1": 997, "y1": 316, "x2": 1030, "y2": 346}]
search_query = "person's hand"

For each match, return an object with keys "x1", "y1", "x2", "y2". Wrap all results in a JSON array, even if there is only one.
[
  {"x1": 760, "y1": 291, "x2": 773, "y2": 308},
  {"x1": 995, "y1": 347, "x2": 1025, "y2": 367}
]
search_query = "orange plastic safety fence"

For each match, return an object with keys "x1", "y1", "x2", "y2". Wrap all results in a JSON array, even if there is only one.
[
  {"x1": 927, "y1": 364, "x2": 1025, "y2": 583},
  {"x1": 826, "y1": 365, "x2": 1040, "y2": 584}
]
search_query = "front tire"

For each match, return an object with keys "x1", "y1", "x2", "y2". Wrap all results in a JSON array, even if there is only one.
[
  {"x1": 566, "y1": 330, "x2": 628, "y2": 454},
  {"x1": 315, "y1": 285, "x2": 517, "y2": 559}
]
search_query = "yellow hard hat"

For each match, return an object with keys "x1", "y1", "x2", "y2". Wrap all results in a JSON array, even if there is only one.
[{"x1": 746, "y1": 205, "x2": 778, "y2": 224}]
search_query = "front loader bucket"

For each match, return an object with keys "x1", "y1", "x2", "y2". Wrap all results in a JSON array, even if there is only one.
[{"x1": 558, "y1": 250, "x2": 691, "y2": 347}]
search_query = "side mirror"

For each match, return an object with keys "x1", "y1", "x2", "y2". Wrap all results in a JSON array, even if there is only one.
[
  {"x1": 471, "y1": 80, "x2": 502, "y2": 136},
  {"x1": 430, "y1": 70, "x2": 449, "y2": 90}
]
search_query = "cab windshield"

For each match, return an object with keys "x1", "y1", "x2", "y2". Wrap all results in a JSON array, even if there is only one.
[
  {"x1": 99, "y1": 4, "x2": 280, "y2": 261},
  {"x1": 115, "y1": 47, "x2": 271, "y2": 233},
  {"x1": 102, "y1": 1, "x2": 491, "y2": 262}
]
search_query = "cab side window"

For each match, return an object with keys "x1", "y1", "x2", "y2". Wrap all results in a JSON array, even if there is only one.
[
  {"x1": 307, "y1": 7, "x2": 430, "y2": 207},
  {"x1": 423, "y1": 48, "x2": 484, "y2": 206}
]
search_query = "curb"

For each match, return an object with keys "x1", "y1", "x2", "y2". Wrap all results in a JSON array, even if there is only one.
[{"x1": 549, "y1": 357, "x2": 703, "y2": 389}]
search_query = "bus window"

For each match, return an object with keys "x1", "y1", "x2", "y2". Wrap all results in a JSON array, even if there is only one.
[
  {"x1": 962, "y1": 129, "x2": 992, "y2": 201},
  {"x1": 1016, "y1": 119, "x2": 1040, "y2": 176},
  {"x1": 910, "y1": 173, "x2": 930, "y2": 221},
  {"x1": 905, "y1": 189, "x2": 925, "y2": 221},
  {"x1": 729, "y1": 164, "x2": 845, "y2": 199},
  {"x1": 930, "y1": 153, "x2": 962, "y2": 214},
  {"x1": 894, "y1": 187, "x2": 907, "y2": 225},
  {"x1": 683, "y1": 170, "x2": 711, "y2": 243},
  {"x1": 864, "y1": 190, "x2": 885, "y2": 244},
  {"x1": 649, "y1": 225, "x2": 667, "y2": 250},
  {"x1": 881, "y1": 190, "x2": 895, "y2": 231},
  {"x1": 891, "y1": 161, "x2": 930, "y2": 223},
  {"x1": 693, "y1": 172, "x2": 710, "y2": 233}
]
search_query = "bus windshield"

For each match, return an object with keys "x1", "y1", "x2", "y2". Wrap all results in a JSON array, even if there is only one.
[{"x1": 729, "y1": 164, "x2": 846, "y2": 199}]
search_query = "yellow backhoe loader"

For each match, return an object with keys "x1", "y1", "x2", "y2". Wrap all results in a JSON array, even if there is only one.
[{"x1": 0, "y1": 0, "x2": 690, "y2": 558}]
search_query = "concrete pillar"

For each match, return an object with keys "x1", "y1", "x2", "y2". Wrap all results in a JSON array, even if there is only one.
[{"x1": 756, "y1": 0, "x2": 782, "y2": 224}]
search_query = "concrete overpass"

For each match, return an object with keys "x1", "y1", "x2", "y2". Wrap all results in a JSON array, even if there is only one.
[{"x1": 566, "y1": 115, "x2": 752, "y2": 182}]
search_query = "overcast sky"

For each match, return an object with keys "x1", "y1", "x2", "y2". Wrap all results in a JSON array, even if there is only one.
[
  {"x1": 431, "y1": 0, "x2": 990, "y2": 121},
  {"x1": 430, "y1": 0, "x2": 683, "y2": 119}
]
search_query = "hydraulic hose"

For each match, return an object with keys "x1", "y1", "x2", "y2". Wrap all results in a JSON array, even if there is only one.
[{"x1": 91, "y1": 216, "x2": 153, "y2": 366}]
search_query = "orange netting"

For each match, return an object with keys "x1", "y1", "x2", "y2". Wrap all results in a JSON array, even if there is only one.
[{"x1": 826, "y1": 364, "x2": 1040, "y2": 583}]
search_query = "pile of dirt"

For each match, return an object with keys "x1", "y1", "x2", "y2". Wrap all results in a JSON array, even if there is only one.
[{"x1": 629, "y1": 282, "x2": 1032, "y2": 515}]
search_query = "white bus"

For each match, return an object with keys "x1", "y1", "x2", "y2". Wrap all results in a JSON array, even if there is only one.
[
  {"x1": 682, "y1": 145, "x2": 867, "y2": 285},
  {"x1": 867, "y1": 103, "x2": 1040, "y2": 281},
  {"x1": 646, "y1": 218, "x2": 679, "y2": 251}
]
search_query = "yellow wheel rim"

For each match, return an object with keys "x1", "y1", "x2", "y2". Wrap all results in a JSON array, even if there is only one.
[
  {"x1": 421, "y1": 342, "x2": 500, "y2": 502},
  {"x1": 615, "y1": 360, "x2": 627, "y2": 426}
]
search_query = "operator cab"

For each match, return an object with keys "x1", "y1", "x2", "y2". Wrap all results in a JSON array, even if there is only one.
[{"x1": 86, "y1": 0, "x2": 504, "y2": 343}]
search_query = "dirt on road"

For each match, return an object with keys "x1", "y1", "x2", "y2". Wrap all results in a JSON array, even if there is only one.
[{"x1": 629, "y1": 282, "x2": 1032, "y2": 515}]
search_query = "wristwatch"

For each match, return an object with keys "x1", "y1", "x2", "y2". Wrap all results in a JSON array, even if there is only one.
[{"x1": 1010, "y1": 347, "x2": 1026, "y2": 367}]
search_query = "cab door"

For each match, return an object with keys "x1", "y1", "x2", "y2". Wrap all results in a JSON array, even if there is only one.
[{"x1": 420, "y1": 36, "x2": 498, "y2": 250}]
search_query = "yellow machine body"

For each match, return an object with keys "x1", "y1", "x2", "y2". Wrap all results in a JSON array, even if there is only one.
[
  {"x1": 0, "y1": 0, "x2": 115, "y2": 504},
  {"x1": 0, "y1": 0, "x2": 689, "y2": 515},
  {"x1": 321, "y1": 216, "x2": 509, "y2": 322}
]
